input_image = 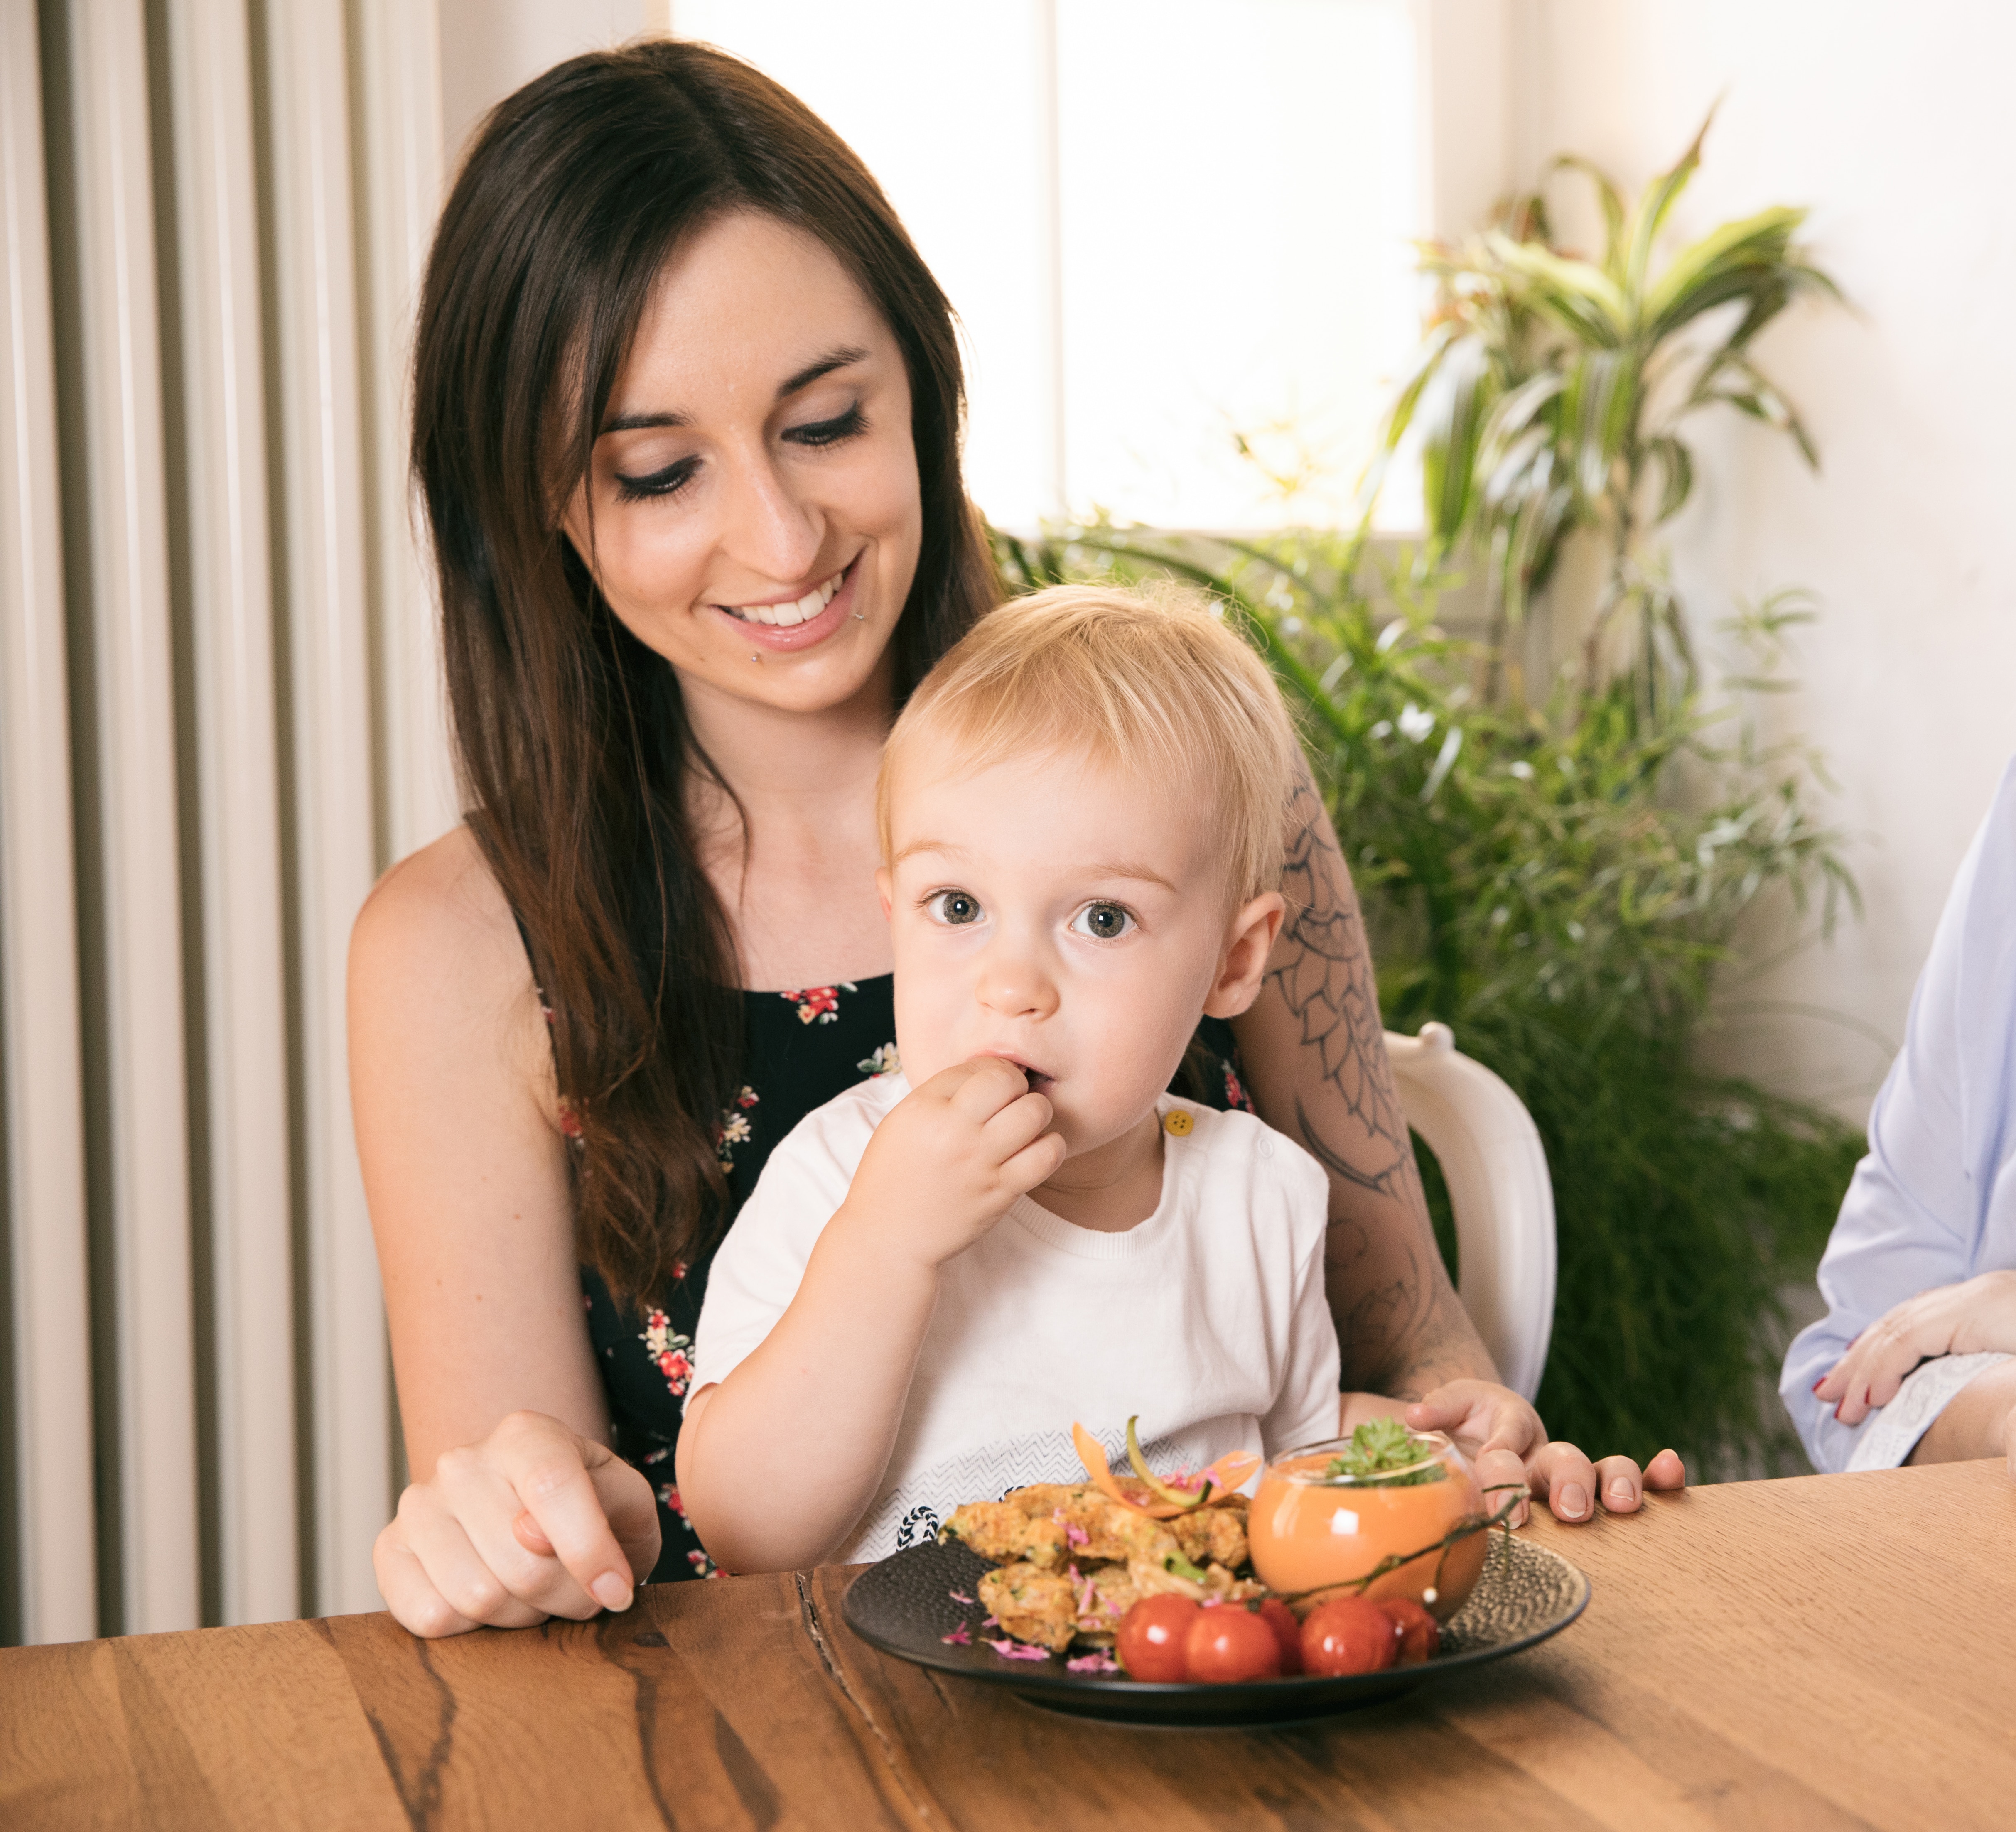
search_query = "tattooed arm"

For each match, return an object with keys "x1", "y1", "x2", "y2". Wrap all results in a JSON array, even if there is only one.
[{"x1": 1233, "y1": 763, "x2": 1685, "y2": 1523}]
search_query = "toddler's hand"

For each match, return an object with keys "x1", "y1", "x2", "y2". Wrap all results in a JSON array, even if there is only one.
[{"x1": 840, "y1": 1057, "x2": 1066, "y2": 1268}]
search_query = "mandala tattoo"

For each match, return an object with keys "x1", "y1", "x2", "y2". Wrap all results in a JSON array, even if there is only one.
[
  {"x1": 1269, "y1": 776, "x2": 1420, "y2": 1203},
  {"x1": 1265, "y1": 771, "x2": 1483, "y2": 1393}
]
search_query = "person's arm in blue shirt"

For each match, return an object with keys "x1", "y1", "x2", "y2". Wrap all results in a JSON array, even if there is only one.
[{"x1": 1780, "y1": 757, "x2": 2016, "y2": 1471}]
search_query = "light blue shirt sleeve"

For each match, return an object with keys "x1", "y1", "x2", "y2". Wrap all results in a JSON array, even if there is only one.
[{"x1": 1779, "y1": 757, "x2": 2016, "y2": 1471}]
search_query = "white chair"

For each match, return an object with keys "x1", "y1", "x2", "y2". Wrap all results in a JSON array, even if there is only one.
[{"x1": 1383, "y1": 1023, "x2": 1556, "y2": 1401}]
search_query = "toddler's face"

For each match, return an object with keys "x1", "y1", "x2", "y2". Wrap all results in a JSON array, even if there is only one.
[{"x1": 879, "y1": 734, "x2": 1274, "y2": 1161}]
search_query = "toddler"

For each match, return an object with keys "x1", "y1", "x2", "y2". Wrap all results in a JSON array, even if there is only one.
[{"x1": 676, "y1": 582, "x2": 1343, "y2": 1572}]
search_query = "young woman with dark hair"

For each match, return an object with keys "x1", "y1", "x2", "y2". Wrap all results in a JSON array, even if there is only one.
[{"x1": 351, "y1": 39, "x2": 1681, "y2": 1638}]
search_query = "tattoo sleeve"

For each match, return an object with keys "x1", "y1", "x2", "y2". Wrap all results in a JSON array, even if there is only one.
[{"x1": 1233, "y1": 765, "x2": 1496, "y2": 1398}]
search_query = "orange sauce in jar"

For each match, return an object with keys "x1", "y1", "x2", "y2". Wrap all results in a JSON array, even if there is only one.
[{"x1": 1247, "y1": 1432, "x2": 1489, "y2": 1621}]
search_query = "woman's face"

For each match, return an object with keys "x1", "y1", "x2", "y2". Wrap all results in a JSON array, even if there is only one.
[{"x1": 560, "y1": 210, "x2": 922, "y2": 719}]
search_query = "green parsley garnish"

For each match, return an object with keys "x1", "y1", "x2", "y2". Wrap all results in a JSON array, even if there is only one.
[{"x1": 1321, "y1": 1417, "x2": 1447, "y2": 1486}]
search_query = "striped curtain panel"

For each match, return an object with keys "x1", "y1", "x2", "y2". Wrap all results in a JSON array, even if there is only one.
[{"x1": 0, "y1": 0, "x2": 457, "y2": 1646}]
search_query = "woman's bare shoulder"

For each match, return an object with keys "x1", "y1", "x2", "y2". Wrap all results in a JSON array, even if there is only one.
[
  {"x1": 351, "y1": 824, "x2": 524, "y2": 1006},
  {"x1": 361, "y1": 826, "x2": 520, "y2": 971}
]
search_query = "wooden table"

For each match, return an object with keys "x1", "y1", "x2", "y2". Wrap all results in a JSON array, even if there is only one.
[{"x1": 4, "y1": 1459, "x2": 2013, "y2": 1830}]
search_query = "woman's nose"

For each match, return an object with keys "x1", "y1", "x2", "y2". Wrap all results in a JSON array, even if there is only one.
[{"x1": 720, "y1": 447, "x2": 823, "y2": 583}]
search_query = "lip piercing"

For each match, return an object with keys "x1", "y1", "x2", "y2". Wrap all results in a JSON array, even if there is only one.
[{"x1": 853, "y1": 611, "x2": 865, "y2": 621}]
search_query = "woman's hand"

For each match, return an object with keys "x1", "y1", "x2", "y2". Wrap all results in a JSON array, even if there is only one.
[
  {"x1": 1405, "y1": 1379, "x2": 1687, "y2": 1528},
  {"x1": 373, "y1": 1410, "x2": 661, "y2": 1638},
  {"x1": 1814, "y1": 1272, "x2": 2016, "y2": 1427}
]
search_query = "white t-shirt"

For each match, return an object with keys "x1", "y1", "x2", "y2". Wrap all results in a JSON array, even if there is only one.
[{"x1": 691, "y1": 1070, "x2": 1342, "y2": 1562}]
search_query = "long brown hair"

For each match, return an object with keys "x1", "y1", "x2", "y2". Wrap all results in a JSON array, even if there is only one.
[{"x1": 412, "y1": 41, "x2": 997, "y2": 1303}]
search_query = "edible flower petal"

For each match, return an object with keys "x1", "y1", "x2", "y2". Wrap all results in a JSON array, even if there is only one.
[
  {"x1": 985, "y1": 1637, "x2": 1051, "y2": 1661},
  {"x1": 1066, "y1": 1652, "x2": 1120, "y2": 1674},
  {"x1": 940, "y1": 1625, "x2": 972, "y2": 1646}
]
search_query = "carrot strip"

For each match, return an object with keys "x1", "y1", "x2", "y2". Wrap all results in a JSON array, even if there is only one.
[
  {"x1": 1198, "y1": 1451, "x2": 1261, "y2": 1493},
  {"x1": 1072, "y1": 1422, "x2": 1137, "y2": 1506},
  {"x1": 1073, "y1": 1422, "x2": 1261, "y2": 1518}
]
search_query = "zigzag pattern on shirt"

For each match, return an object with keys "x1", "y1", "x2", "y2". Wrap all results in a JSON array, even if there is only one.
[{"x1": 849, "y1": 1421, "x2": 1208, "y2": 1562}]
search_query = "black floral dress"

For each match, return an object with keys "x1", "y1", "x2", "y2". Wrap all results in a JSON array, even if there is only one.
[{"x1": 575, "y1": 975, "x2": 1255, "y2": 1583}]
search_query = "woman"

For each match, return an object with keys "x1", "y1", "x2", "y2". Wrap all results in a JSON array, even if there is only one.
[
  {"x1": 1786, "y1": 758, "x2": 2016, "y2": 1473},
  {"x1": 352, "y1": 40, "x2": 1682, "y2": 1638}
]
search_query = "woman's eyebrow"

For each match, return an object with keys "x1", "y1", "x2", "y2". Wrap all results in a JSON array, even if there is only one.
[
  {"x1": 597, "y1": 346, "x2": 870, "y2": 437},
  {"x1": 776, "y1": 344, "x2": 869, "y2": 400}
]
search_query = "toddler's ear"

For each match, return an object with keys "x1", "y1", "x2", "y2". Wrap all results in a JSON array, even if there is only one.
[
  {"x1": 875, "y1": 866, "x2": 894, "y2": 921},
  {"x1": 1201, "y1": 891, "x2": 1286, "y2": 1018}
]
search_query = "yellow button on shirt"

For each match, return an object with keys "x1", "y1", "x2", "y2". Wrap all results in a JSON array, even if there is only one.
[{"x1": 1163, "y1": 1109, "x2": 1195, "y2": 1137}]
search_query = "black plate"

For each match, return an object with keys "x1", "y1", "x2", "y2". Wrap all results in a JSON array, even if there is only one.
[{"x1": 841, "y1": 1530, "x2": 1589, "y2": 1727}]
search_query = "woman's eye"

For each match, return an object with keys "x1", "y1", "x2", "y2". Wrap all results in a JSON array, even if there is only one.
[
  {"x1": 927, "y1": 890, "x2": 983, "y2": 927},
  {"x1": 1072, "y1": 902, "x2": 1134, "y2": 942},
  {"x1": 785, "y1": 405, "x2": 866, "y2": 449},
  {"x1": 612, "y1": 457, "x2": 700, "y2": 503}
]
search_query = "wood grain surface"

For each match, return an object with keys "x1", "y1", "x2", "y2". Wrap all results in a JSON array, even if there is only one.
[{"x1": 3, "y1": 1459, "x2": 2011, "y2": 1830}]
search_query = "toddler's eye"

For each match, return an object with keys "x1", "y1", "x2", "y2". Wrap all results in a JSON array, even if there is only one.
[
  {"x1": 1072, "y1": 902, "x2": 1134, "y2": 941},
  {"x1": 927, "y1": 890, "x2": 984, "y2": 927}
]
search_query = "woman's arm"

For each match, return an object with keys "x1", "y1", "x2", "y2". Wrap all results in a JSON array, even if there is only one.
[
  {"x1": 1234, "y1": 766, "x2": 1684, "y2": 1521},
  {"x1": 1230, "y1": 769, "x2": 1487, "y2": 1398},
  {"x1": 351, "y1": 828, "x2": 659, "y2": 1634}
]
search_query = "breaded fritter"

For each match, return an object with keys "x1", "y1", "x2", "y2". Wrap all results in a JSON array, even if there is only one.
[
  {"x1": 940, "y1": 1500, "x2": 1068, "y2": 1569},
  {"x1": 1169, "y1": 1503, "x2": 1247, "y2": 1571},
  {"x1": 976, "y1": 1563, "x2": 1078, "y2": 1652}
]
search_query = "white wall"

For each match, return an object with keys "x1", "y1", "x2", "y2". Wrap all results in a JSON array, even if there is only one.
[
  {"x1": 1519, "y1": 0, "x2": 2016, "y2": 1117},
  {"x1": 429, "y1": 0, "x2": 2016, "y2": 1122}
]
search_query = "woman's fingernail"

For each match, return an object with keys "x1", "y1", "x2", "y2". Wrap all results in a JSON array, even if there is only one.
[
  {"x1": 592, "y1": 1572, "x2": 633, "y2": 1612},
  {"x1": 1557, "y1": 1483, "x2": 1589, "y2": 1520},
  {"x1": 1812, "y1": 1378, "x2": 1826, "y2": 1393},
  {"x1": 1833, "y1": 1403, "x2": 1844, "y2": 1421},
  {"x1": 1607, "y1": 1478, "x2": 1635, "y2": 1505}
]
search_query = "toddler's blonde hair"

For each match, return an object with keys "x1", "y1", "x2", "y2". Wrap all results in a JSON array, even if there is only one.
[{"x1": 877, "y1": 580, "x2": 1301, "y2": 905}]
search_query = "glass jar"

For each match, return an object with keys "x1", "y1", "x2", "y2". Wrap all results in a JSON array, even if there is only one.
[{"x1": 1247, "y1": 1429, "x2": 1490, "y2": 1620}]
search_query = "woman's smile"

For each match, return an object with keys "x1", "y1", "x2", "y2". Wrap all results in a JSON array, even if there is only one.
[{"x1": 710, "y1": 551, "x2": 865, "y2": 652}]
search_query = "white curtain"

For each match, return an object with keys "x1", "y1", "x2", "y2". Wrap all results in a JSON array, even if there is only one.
[{"x1": 0, "y1": 0, "x2": 457, "y2": 1645}]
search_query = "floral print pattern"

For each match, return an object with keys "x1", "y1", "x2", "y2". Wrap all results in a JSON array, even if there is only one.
[
  {"x1": 783, "y1": 982, "x2": 855, "y2": 1025},
  {"x1": 857, "y1": 1042, "x2": 901, "y2": 1077},
  {"x1": 1223, "y1": 1064, "x2": 1255, "y2": 1115},
  {"x1": 657, "y1": 1483, "x2": 723, "y2": 1578},
  {"x1": 641, "y1": 1307, "x2": 696, "y2": 1399},
  {"x1": 714, "y1": 1086, "x2": 758, "y2": 1173}
]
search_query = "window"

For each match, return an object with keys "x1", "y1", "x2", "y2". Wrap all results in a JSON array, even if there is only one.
[{"x1": 675, "y1": 0, "x2": 1422, "y2": 530}]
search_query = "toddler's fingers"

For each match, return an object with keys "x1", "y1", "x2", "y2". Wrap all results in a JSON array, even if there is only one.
[
  {"x1": 999, "y1": 1128, "x2": 1068, "y2": 1195},
  {"x1": 979, "y1": 1088, "x2": 1054, "y2": 1160},
  {"x1": 947, "y1": 1055, "x2": 1039, "y2": 1120}
]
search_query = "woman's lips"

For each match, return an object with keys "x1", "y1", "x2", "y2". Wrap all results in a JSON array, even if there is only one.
[{"x1": 713, "y1": 553, "x2": 863, "y2": 652}]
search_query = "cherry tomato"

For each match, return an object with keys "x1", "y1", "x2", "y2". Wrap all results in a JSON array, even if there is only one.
[
  {"x1": 1300, "y1": 1597, "x2": 1399, "y2": 1677},
  {"x1": 1116, "y1": 1595, "x2": 1199, "y2": 1682},
  {"x1": 1376, "y1": 1597, "x2": 1440, "y2": 1666},
  {"x1": 1255, "y1": 1598, "x2": 1303, "y2": 1675},
  {"x1": 1184, "y1": 1601, "x2": 1283, "y2": 1684}
]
